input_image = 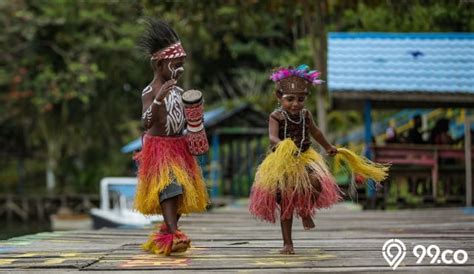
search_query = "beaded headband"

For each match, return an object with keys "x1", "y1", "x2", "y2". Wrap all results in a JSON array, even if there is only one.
[{"x1": 151, "y1": 42, "x2": 187, "y2": 61}]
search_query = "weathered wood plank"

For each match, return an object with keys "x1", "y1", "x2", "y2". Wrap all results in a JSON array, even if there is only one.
[{"x1": 0, "y1": 203, "x2": 473, "y2": 272}]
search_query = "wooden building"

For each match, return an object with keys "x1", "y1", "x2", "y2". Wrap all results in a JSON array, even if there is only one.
[{"x1": 328, "y1": 32, "x2": 474, "y2": 207}]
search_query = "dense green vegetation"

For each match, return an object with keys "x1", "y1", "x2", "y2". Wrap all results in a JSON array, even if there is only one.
[{"x1": 1, "y1": 0, "x2": 472, "y2": 193}]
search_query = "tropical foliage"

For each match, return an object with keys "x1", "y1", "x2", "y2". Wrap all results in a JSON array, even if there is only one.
[{"x1": 0, "y1": 0, "x2": 471, "y2": 193}]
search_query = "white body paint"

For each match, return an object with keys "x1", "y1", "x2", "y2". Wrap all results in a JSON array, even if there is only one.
[
  {"x1": 164, "y1": 88, "x2": 185, "y2": 135},
  {"x1": 141, "y1": 85, "x2": 152, "y2": 96}
]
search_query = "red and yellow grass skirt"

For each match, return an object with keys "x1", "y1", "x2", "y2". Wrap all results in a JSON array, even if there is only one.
[
  {"x1": 134, "y1": 134, "x2": 209, "y2": 215},
  {"x1": 249, "y1": 139, "x2": 342, "y2": 223}
]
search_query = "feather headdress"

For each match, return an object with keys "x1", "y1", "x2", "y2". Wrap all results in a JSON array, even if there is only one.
[
  {"x1": 270, "y1": 65, "x2": 323, "y2": 94},
  {"x1": 138, "y1": 18, "x2": 186, "y2": 61},
  {"x1": 270, "y1": 64, "x2": 323, "y2": 85}
]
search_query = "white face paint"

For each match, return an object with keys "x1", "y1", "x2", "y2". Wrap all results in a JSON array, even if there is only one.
[{"x1": 168, "y1": 62, "x2": 184, "y2": 80}]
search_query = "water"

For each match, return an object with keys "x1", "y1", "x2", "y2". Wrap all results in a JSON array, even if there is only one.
[{"x1": 0, "y1": 222, "x2": 51, "y2": 240}]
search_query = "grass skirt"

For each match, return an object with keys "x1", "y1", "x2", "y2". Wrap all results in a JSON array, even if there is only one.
[
  {"x1": 249, "y1": 139, "x2": 342, "y2": 223},
  {"x1": 134, "y1": 134, "x2": 209, "y2": 215}
]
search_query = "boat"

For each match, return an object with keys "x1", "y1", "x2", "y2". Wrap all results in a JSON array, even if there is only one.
[
  {"x1": 50, "y1": 207, "x2": 92, "y2": 231},
  {"x1": 90, "y1": 177, "x2": 162, "y2": 229}
]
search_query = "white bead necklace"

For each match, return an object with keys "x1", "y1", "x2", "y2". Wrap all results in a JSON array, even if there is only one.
[
  {"x1": 281, "y1": 109, "x2": 303, "y2": 124},
  {"x1": 280, "y1": 108, "x2": 306, "y2": 156}
]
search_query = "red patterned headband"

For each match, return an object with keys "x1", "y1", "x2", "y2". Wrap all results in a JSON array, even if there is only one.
[{"x1": 151, "y1": 42, "x2": 187, "y2": 61}]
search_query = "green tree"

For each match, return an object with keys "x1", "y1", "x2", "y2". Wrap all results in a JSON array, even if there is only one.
[
  {"x1": 1, "y1": 0, "x2": 145, "y2": 193},
  {"x1": 1, "y1": 0, "x2": 471, "y2": 193}
]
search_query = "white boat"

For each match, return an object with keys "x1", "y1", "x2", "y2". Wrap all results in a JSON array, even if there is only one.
[{"x1": 90, "y1": 177, "x2": 162, "y2": 229}]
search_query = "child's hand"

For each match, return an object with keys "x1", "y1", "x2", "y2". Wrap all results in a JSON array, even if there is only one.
[
  {"x1": 326, "y1": 145, "x2": 338, "y2": 156},
  {"x1": 155, "y1": 79, "x2": 177, "y2": 101}
]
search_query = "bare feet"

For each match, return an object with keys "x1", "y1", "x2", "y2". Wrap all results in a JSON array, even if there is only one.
[
  {"x1": 279, "y1": 244, "x2": 295, "y2": 254},
  {"x1": 172, "y1": 239, "x2": 190, "y2": 253},
  {"x1": 302, "y1": 216, "x2": 315, "y2": 230},
  {"x1": 172, "y1": 231, "x2": 191, "y2": 253}
]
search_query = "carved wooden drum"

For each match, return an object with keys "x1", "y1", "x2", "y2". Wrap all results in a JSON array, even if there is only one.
[{"x1": 182, "y1": 89, "x2": 209, "y2": 155}]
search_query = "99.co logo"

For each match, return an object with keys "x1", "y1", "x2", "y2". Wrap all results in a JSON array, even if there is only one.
[
  {"x1": 382, "y1": 239, "x2": 469, "y2": 270},
  {"x1": 413, "y1": 245, "x2": 468, "y2": 265}
]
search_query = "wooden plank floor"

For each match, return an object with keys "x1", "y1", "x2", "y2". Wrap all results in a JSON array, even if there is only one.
[{"x1": 1, "y1": 202, "x2": 473, "y2": 273}]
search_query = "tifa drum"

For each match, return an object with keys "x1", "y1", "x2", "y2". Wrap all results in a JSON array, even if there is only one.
[
  {"x1": 182, "y1": 89, "x2": 209, "y2": 155},
  {"x1": 182, "y1": 89, "x2": 203, "y2": 124}
]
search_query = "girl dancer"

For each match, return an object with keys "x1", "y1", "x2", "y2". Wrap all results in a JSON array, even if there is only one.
[{"x1": 249, "y1": 65, "x2": 388, "y2": 254}]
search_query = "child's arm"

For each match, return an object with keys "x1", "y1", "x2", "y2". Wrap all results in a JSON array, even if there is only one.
[
  {"x1": 307, "y1": 110, "x2": 338, "y2": 156},
  {"x1": 141, "y1": 94, "x2": 163, "y2": 130},
  {"x1": 269, "y1": 112, "x2": 282, "y2": 147}
]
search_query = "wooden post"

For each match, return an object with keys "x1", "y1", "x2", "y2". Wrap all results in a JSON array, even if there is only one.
[
  {"x1": 232, "y1": 140, "x2": 237, "y2": 196},
  {"x1": 306, "y1": 0, "x2": 328, "y2": 137},
  {"x1": 364, "y1": 100, "x2": 376, "y2": 208},
  {"x1": 225, "y1": 142, "x2": 230, "y2": 195},
  {"x1": 36, "y1": 197, "x2": 45, "y2": 221},
  {"x1": 364, "y1": 100, "x2": 372, "y2": 151},
  {"x1": 256, "y1": 136, "x2": 262, "y2": 161},
  {"x1": 211, "y1": 133, "x2": 220, "y2": 199},
  {"x1": 465, "y1": 110, "x2": 472, "y2": 207},
  {"x1": 217, "y1": 142, "x2": 224, "y2": 183},
  {"x1": 316, "y1": 88, "x2": 327, "y2": 136},
  {"x1": 236, "y1": 140, "x2": 242, "y2": 196},
  {"x1": 17, "y1": 159, "x2": 25, "y2": 193},
  {"x1": 201, "y1": 152, "x2": 209, "y2": 180},
  {"x1": 246, "y1": 138, "x2": 252, "y2": 196},
  {"x1": 432, "y1": 149, "x2": 438, "y2": 200},
  {"x1": 21, "y1": 197, "x2": 28, "y2": 222},
  {"x1": 6, "y1": 195, "x2": 12, "y2": 222}
]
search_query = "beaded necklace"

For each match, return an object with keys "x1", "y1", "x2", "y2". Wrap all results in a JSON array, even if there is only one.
[{"x1": 280, "y1": 108, "x2": 306, "y2": 156}]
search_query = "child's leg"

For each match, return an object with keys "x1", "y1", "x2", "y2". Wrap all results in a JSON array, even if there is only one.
[
  {"x1": 280, "y1": 217, "x2": 295, "y2": 254},
  {"x1": 161, "y1": 195, "x2": 180, "y2": 233},
  {"x1": 301, "y1": 215, "x2": 315, "y2": 230},
  {"x1": 159, "y1": 181, "x2": 184, "y2": 233},
  {"x1": 160, "y1": 195, "x2": 190, "y2": 252},
  {"x1": 300, "y1": 168, "x2": 320, "y2": 230}
]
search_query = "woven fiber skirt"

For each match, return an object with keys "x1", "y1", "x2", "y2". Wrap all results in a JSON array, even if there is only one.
[
  {"x1": 134, "y1": 134, "x2": 209, "y2": 215},
  {"x1": 249, "y1": 139, "x2": 342, "y2": 223}
]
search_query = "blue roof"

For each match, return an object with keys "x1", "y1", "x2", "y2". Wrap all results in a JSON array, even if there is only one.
[
  {"x1": 328, "y1": 32, "x2": 474, "y2": 93},
  {"x1": 121, "y1": 106, "x2": 227, "y2": 153}
]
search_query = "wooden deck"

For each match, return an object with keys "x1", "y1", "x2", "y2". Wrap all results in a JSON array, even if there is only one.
[{"x1": 1, "y1": 203, "x2": 474, "y2": 273}]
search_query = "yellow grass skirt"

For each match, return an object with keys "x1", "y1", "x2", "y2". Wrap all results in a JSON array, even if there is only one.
[
  {"x1": 249, "y1": 139, "x2": 342, "y2": 222},
  {"x1": 134, "y1": 135, "x2": 209, "y2": 215}
]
